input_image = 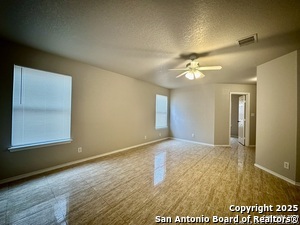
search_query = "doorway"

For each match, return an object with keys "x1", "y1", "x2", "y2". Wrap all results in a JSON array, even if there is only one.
[{"x1": 229, "y1": 92, "x2": 250, "y2": 146}]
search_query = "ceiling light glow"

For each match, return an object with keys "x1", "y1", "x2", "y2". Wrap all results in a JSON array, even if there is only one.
[
  {"x1": 185, "y1": 70, "x2": 205, "y2": 80},
  {"x1": 185, "y1": 72, "x2": 194, "y2": 80}
]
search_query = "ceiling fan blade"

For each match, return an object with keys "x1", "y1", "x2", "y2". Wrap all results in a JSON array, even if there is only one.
[
  {"x1": 198, "y1": 66, "x2": 222, "y2": 70},
  {"x1": 176, "y1": 71, "x2": 188, "y2": 78},
  {"x1": 169, "y1": 68, "x2": 188, "y2": 71}
]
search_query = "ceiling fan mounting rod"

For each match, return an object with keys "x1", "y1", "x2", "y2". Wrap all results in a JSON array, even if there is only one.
[
  {"x1": 187, "y1": 60, "x2": 200, "y2": 69},
  {"x1": 189, "y1": 54, "x2": 197, "y2": 61}
]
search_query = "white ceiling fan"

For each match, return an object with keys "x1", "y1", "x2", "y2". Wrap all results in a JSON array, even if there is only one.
[{"x1": 169, "y1": 55, "x2": 222, "y2": 80}]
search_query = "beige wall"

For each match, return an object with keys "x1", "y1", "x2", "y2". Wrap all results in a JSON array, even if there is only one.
[
  {"x1": 0, "y1": 39, "x2": 169, "y2": 181},
  {"x1": 170, "y1": 85, "x2": 215, "y2": 144},
  {"x1": 0, "y1": 38, "x2": 259, "y2": 181},
  {"x1": 214, "y1": 84, "x2": 256, "y2": 146},
  {"x1": 256, "y1": 51, "x2": 297, "y2": 181},
  {"x1": 170, "y1": 84, "x2": 256, "y2": 146}
]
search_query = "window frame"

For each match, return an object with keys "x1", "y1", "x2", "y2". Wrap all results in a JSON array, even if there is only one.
[
  {"x1": 155, "y1": 94, "x2": 168, "y2": 129},
  {"x1": 9, "y1": 65, "x2": 72, "y2": 152}
]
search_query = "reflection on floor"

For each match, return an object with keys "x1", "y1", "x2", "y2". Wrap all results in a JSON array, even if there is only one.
[{"x1": 0, "y1": 139, "x2": 299, "y2": 224}]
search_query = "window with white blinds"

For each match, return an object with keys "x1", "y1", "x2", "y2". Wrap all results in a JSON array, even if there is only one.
[
  {"x1": 155, "y1": 94, "x2": 168, "y2": 129},
  {"x1": 10, "y1": 65, "x2": 72, "y2": 151}
]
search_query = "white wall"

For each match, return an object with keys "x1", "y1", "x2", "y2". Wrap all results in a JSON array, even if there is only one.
[
  {"x1": 214, "y1": 84, "x2": 256, "y2": 146},
  {"x1": 256, "y1": 51, "x2": 297, "y2": 181},
  {"x1": 170, "y1": 84, "x2": 215, "y2": 144},
  {"x1": 170, "y1": 83, "x2": 256, "y2": 146}
]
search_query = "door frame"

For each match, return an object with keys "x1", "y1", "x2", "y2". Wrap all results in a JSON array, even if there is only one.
[{"x1": 229, "y1": 92, "x2": 250, "y2": 146}]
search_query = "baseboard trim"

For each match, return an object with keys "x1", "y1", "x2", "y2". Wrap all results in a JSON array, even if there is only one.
[
  {"x1": 170, "y1": 137, "x2": 231, "y2": 147},
  {"x1": 0, "y1": 138, "x2": 169, "y2": 184},
  {"x1": 254, "y1": 163, "x2": 299, "y2": 186},
  {"x1": 214, "y1": 145, "x2": 231, "y2": 147},
  {"x1": 248, "y1": 145, "x2": 256, "y2": 147},
  {"x1": 171, "y1": 137, "x2": 214, "y2": 146},
  {"x1": 171, "y1": 137, "x2": 231, "y2": 147}
]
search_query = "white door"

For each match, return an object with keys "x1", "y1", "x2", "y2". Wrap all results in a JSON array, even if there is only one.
[{"x1": 238, "y1": 95, "x2": 246, "y2": 145}]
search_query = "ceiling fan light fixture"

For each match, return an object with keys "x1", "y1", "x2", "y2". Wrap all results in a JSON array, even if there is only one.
[
  {"x1": 194, "y1": 70, "x2": 205, "y2": 79},
  {"x1": 185, "y1": 71, "x2": 195, "y2": 80},
  {"x1": 170, "y1": 57, "x2": 220, "y2": 80},
  {"x1": 185, "y1": 70, "x2": 205, "y2": 80},
  {"x1": 194, "y1": 71, "x2": 201, "y2": 79}
]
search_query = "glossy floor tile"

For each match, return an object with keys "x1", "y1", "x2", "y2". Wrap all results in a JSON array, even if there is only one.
[{"x1": 0, "y1": 138, "x2": 299, "y2": 225}]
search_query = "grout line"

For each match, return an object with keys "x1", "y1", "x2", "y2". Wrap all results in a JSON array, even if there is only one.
[{"x1": 0, "y1": 138, "x2": 169, "y2": 184}]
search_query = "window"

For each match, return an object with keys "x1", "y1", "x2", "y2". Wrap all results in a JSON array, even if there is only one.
[
  {"x1": 10, "y1": 65, "x2": 72, "y2": 151},
  {"x1": 155, "y1": 94, "x2": 168, "y2": 129}
]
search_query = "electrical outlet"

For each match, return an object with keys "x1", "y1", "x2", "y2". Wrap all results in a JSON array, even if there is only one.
[
  {"x1": 159, "y1": 133, "x2": 162, "y2": 137},
  {"x1": 284, "y1": 162, "x2": 289, "y2": 169},
  {"x1": 144, "y1": 136, "x2": 147, "y2": 139},
  {"x1": 192, "y1": 133, "x2": 195, "y2": 138},
  {"x1": 78, "y1": 147, "x2": 82, "y2": 153}
]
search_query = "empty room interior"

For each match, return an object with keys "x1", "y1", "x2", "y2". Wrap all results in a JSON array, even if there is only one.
[{"x1": 1, "y1": 1, "x2": 300, "y2": 224}]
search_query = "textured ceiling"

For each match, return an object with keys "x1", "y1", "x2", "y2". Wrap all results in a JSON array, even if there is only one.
[{"x1": 1, "y1": 0, "x2": 300, "y2": 89}]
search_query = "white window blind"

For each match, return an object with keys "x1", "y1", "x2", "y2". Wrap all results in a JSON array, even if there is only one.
[
  {"x1": 10, "y1": 65, "x2": 72, "y2": 150},
  {"x1": 155, "y1": 95, "x2": 168, "y2": 129}
]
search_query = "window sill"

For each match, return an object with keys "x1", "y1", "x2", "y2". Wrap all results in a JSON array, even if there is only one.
[{"x1": 8, "y1": 139, "x2": 72, "y2": 152}]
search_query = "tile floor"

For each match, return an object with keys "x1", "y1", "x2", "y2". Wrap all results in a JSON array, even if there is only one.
[{"x1": 0, "y1": 139, "x2": 299, "y2": 225}]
